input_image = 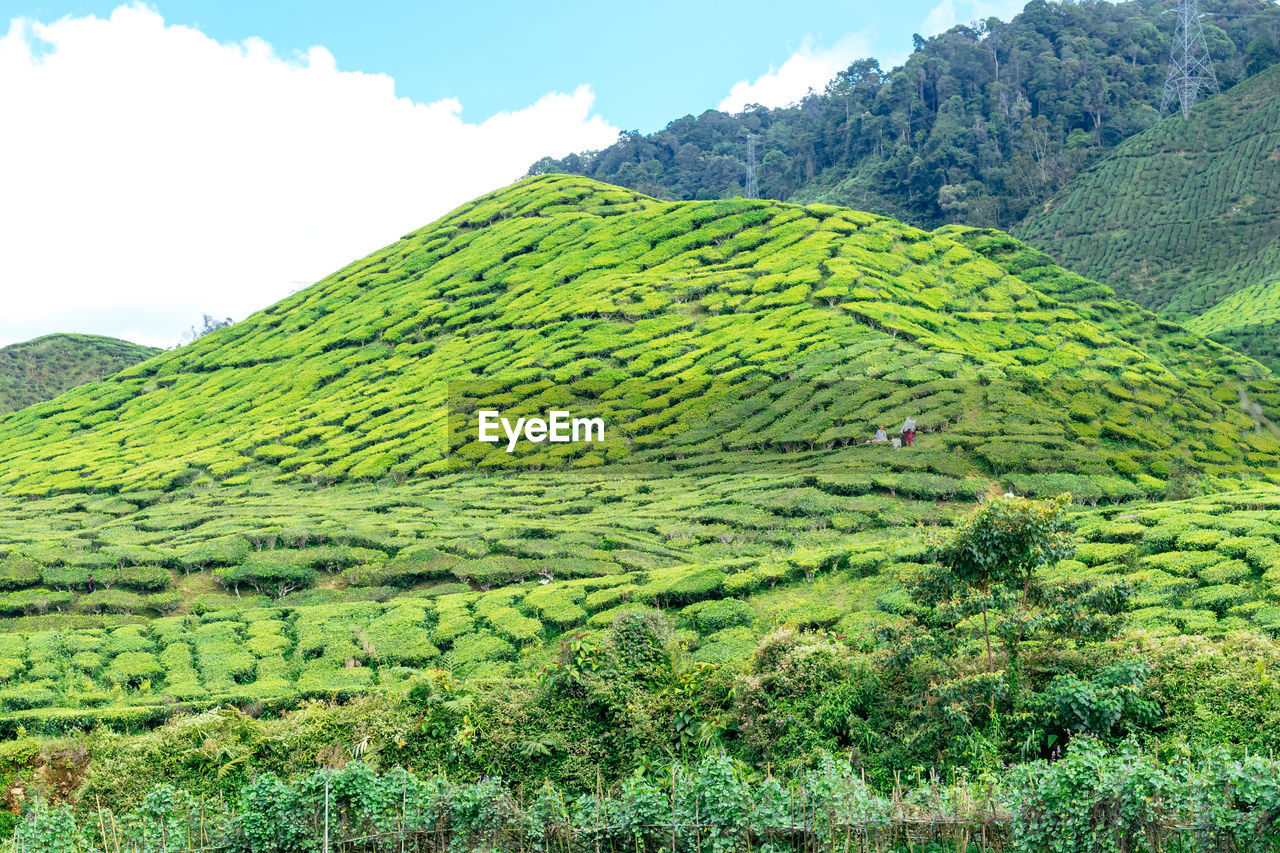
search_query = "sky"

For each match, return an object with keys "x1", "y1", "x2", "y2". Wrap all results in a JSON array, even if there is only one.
[{"x1": 0, "y1": 0, "x2": 1029, "y2": 348}]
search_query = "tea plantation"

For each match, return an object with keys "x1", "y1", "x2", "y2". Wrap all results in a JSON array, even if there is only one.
[
  {"x1": 1186, "y1": 276, "x2": 1280, "y2": 372},
  {"x1": 0, "y1": 334, "x2": 158, "y2": 415},
  {"x1": 2, "y1": 175, "x2": 1280, "y2": 849},
  {"x1": 1017, "y1": 63, "x2": 1280, "y2": 368}
]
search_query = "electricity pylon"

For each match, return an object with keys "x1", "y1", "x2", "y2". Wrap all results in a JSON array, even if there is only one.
[
  {"x1": 1160, "y1": 0, "x2": 1219, "y2": 120},
  {"x1": 744, "y1": 134, "x2": 758, "y2": 199}
]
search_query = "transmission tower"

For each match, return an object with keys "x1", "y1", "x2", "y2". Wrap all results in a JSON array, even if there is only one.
[
  {"x1": 1160, "y1": 0, "x2": 1219, "y2": 120},
  {"x1": 744, "y1": 134, "x2": 758, "y2": 199}
]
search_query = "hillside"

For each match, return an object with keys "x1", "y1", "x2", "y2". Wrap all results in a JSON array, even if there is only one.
[
  {"x1": 0, "y1": 175, "x2": 1273, "y2": 501},
  {"x1": 0, "y1": 174, "x2": 1275, "y2": 716},
  {"x1": 1185, "y1": 277, "x2": 1280, "y2": 369},
  {"x1": 1, "y1": 177, "x2": 1280, "y2": 845},
  {"x1": 530, "y1": 0, "x2": 1280, "y2": 229},
  {"x1": 0, "y1": 334, "x2": 159, "y2": 415},
  {"x1": 1017, "y1": 63, "x2": 1280, "y2": 340}
]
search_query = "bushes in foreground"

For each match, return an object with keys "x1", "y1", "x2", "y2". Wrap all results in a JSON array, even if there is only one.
[{"x1": 16, "y1": 743, "x2": 1280, "y2": 853}]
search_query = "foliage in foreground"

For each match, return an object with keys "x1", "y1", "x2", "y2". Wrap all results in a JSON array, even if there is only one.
[{"x1": 13, "y1": 742, "x2": 1280, "y2": 853}]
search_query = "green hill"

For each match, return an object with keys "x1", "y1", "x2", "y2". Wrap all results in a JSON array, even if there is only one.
[
  {"x1": 0, "y1": 175, "x2": 1273, "y2": 499},
  {"x1": 0, "y1": 175, "x2": 1275, "y2": 716},
  {"x1": 1185, "y1": 277, "x2": 1280, "y2": 369},
  {"x1": 1017, "y1": 64, "x2": 1280, "y2": 335},
  {"x1": 1, "y1": 177, "x2": 1279, "y2": 831},
  {"x1": 0, "y1": 334, "x2": 159, "y2": 415}
]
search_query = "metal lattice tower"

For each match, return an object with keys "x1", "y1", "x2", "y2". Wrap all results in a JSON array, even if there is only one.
[
  {"x1": 1161, "y1": 0, "x2": 1218, "y2": 120},
  {"x1": 744, "y1": 134, "x2": 758, "y2": 199}
]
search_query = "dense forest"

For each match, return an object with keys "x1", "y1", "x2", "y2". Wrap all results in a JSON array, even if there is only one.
[{"x1": 529, "y1": 0, "x2": 1280, "y2": 231}]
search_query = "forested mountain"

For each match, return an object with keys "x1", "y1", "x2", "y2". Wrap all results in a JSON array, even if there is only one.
[
  {"x1": 0, "y1": 334, "x2": 159, "y2": 415},
  {"x1": 529, "y1": 0, "x2": 1280, "y2": 231}
]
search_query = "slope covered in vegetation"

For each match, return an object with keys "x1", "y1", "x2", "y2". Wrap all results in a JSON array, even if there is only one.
[
  {"x1": 529, "y1": 0, "x2": 1280, "y2": 230},
  {"x1": 0, "y1": 177, "x2": 1279, "y2": 847},
  {"x1": 1018, "y1": 63, "x2": 1280, "y2": 327},
  {"x1": 0, "y1": 175, "x2": 1272, "y2": 499},
  {"x1": 0, "y1": 334, "x2": 158, "y2": 415},
  {"x1": 1186, "y1": 277, "x2": 1280, "y2": 370}
]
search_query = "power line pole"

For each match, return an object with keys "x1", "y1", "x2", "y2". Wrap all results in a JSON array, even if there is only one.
[
  {"x1": 1161, "y1": 0, "x2": 1219, "y2": 120},
  {"x1": 744, "y1": 134, "x2": 758, "y2": 199}
]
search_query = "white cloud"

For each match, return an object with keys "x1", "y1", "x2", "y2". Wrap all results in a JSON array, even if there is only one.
[
  {"x1": 0, "y1": 4, "x2": 619, "y2": 348},
  {"x1": 922, "y1": 0, "x2": 1030, "y2": 36},
  {"x1": 718, "y1": 33, "x2": 877, "y2": 113}
]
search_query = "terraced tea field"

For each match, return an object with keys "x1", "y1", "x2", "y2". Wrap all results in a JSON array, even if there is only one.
[
  {"x1": 2, "y1": 177, "x2": 1280, "y2": 846},
  {"x1": 1018, "y1": 63, "x2": 1280, "y2": 369}
]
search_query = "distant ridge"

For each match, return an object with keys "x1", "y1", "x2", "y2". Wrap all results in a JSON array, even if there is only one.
[
  {"x1": 1018, "y1": 64, "x2": 1280, "y2": 329},
  {"x1": 0, "y1": 333, "x2": 160, "y2": 415}
]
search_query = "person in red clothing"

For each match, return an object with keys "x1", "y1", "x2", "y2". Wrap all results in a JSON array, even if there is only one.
[
  {"x1": 87, "y1": 573, "x2": 95, "y2": 593},
  {"x1": 900, "y1": 416, "x2": 917, "y2": 447}
]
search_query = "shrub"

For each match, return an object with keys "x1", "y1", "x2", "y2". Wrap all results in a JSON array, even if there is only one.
[
  {"x1": 432, "y1": 607, "x2": 476, "y2": 645},
  {"x1": 180, "y1": 536, "x2": 251, "y2": 570},
  {"x1": 1139, "y1": 551, "x2": 1223, "y2": 576},
  {"x1": 77, "y1": 590, "x2": 145, "y2": 614},
  {"x1": 1217, "y1": 536, "x2": 1277, "y2": 567},
  {"x1": 451, "y1": 556, "x2": 532, "y2": 588},
  {"x1": 1177, "y1": 529, "x2": 1228, "y2": 551},
  {"x1": 1190, "y1": 584, "x2": 1251, "y2": 614},
  {"x1": 37, "y1": 565, "x2": 91, "y2": 591},
  {"x1": 686, "y1": 598, "x2": 753, "y2": 633},
  {"x1": 99, "y1": 565, "x2": 170, "y2": 592},
  {"x1": 145, "y1": 592, "x2": 184, "y2": 614},
  {"x1": 446, "y1": 632, "x2": 516, "y2": 667},
  {"x1": 104, "y1": 625, "x2": 153, "y2": 655},
  {"x1": 587, "y1": 602, "x2": 649, "y2": 629},
  {"x1": 584, "y1": 584, "x2": 635, "y2": 612},
  {"x1": 692, "y1": 626, "x2": 757, "y2": 664},
  {"x1": 487, "y1": 608, "x2": 543, "y2": 645},
  {"x1": 1074, "y1": 542, "x2": 1137, "y2": 567},
  {"x1": 0, "y1": 657, "x2": 25, "y2": 680},
  {"x1": 364, "y1": 605, "x2": 441, "y2": 665},
  {"x1": 0, "y1": 555, "x2": 41, "y2": 590},
  {"x1": 782, "y1": 604, "x2": 844, "y2": 631},
  {"x1": 104, "y1": 652, "x2": 163, "y2": 688},
  {"x1": 0, "y1": 686, "x2": 57, "y2": 712},
  {"x1": 245, "y1": 634, "x2": 291, "y2": 657},
  {"x1": 722, "y1": 570, "x2": 764, "y2": 596},
  {"x1": 608, "y1": 607, "x2": 671, "y2": 672},
  {"x1": 343, "y1": 551, "x2": 461, "y2": 587},
  {"x1": 214, "y1": 561, "x2": 317, "y2": 597},
  {"x1": 1198, "y1": 559, "x2": 1252, "y2": 585},
  {"x1": 0, "y1": 589, "x2": 73, "y2": 616},
  {"x1": 664, "y1": 569, "x2": 725, "y2": 605}
]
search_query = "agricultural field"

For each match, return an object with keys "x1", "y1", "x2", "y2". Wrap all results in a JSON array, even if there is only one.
[
  {"x1": 0, "y1": 175, "x2": 1274, "y2": 496},
  {"x1": 1, "y1": 175, "x2": 1280, "y2": 848},
  {"x1": 0, "y1": 475, "x2": 1279, "y2": 735},
  {"x1": 1186, "y1": 276, "x2": 1280, "y2": 372},
  {"x1": 0, "y1": 334, "x2": 158, "y2": 415},
  {"x1": 1017, "y1": 63, "x2": 1280, "y2": 339}
]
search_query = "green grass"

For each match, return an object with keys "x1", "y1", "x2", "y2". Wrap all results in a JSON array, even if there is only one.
[{"x1": 0, "y1": 334, "x2": 158, "y2": 415}]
